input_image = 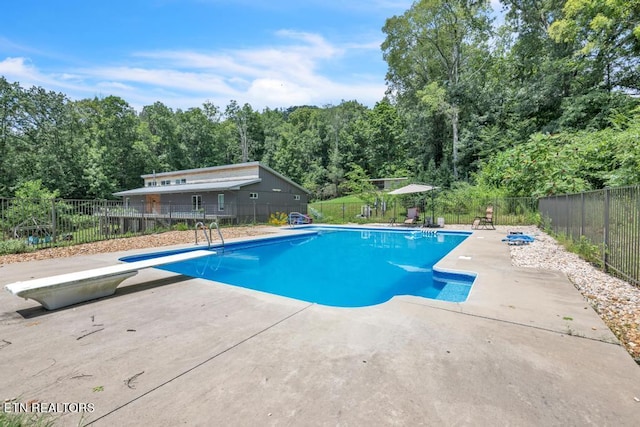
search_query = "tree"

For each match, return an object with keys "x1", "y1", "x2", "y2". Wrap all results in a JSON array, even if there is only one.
[
  {"x1": 382, "y1": 0, "x2": 493, "y2": 179},
  {"x1": 341, "y1": 163, "x2": 377, "y2": 199},
  {"x1": 77, "y1": 96, "x2": 139, "y2": 197},
  {"x1": 0, "y1": 180, "x2": 60, "y2": 233},
  {"x1": 176, "y1": 106, "x2": 224, "y2": 169},
  {"x1": 548, "y1": 0, "x2": 640, "y2": 93},
  {"x1": 366, "y1": 99, "x2": 407, "y2": 177},
  {"x1": 272, "y1": 122, "x2": 307, "y2": 185},
  {"x1": 22, "y1": 88, "x2": 88, "y2": 198},
  {"x1": 0, "y1": 78, "x2": 26, "y2": 195},
  {"x1": 259, "y1": 107, "x2": 287, "y2": 167},
  {"x1": 139, "y1": 101, "x2": 184, "y2": 170},
  {"x1": 225, "y1": 100, "x2": 261, "y2": 163}
]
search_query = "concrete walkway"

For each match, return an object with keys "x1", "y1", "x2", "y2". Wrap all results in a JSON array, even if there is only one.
[{"x1": 1, "y1": 228, "x2": 639, "y2": 426}]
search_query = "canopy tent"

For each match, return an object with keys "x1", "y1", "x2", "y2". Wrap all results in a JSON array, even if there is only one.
[{"x1": 388, "y1": 183, "x2": 439, "y2": 226}]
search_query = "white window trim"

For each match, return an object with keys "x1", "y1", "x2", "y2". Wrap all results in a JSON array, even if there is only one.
[{"x1": 192, "y1": 195, "x2": 202, "y2": 211}]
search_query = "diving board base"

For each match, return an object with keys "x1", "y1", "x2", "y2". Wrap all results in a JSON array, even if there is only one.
[
  {"x1": 15, "y1": 271, "x2": 138, "y2": 310},
  {"x1": 4, "y1": 249, "x2": 213, "y2": 310}
]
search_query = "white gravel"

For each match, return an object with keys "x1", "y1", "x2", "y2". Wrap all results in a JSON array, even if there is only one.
[{"x1": 501, "y1": 225, "x2": 640, "y2": 362}]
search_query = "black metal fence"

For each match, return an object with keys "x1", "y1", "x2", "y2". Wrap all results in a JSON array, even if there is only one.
[
  {"x1": 1, "y1": 194, "x2": 538, "y2": 252},
  {"x1": 310, "y1": 197, "x2": 538, "y2": 227},
  {"x1": 0, "y1": 198, "x2": 307, "y2": 250},
  {"x1": 539, "y1": 186, "x2": 640, "y2": 286}
]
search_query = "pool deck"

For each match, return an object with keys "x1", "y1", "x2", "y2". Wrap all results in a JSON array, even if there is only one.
[{"x1": 1, "y1": 226, "x2": 639, "y2": 426}]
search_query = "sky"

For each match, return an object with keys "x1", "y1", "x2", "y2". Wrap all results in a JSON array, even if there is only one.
[{"x1": 1, "y1": 0, "x2": 501, "y2": 112}]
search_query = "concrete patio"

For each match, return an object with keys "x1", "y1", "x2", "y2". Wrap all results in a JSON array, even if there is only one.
[{"x1": 1, "y1": 228, "x2": 639, "y2": 426}]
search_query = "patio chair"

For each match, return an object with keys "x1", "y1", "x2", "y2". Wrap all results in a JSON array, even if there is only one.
[
  {"x1": 404, "y1": 207, "x2": 420, "y2": 226},
  {"x1": 472, "y1": 206, "x2": 495, "y2": 230}
]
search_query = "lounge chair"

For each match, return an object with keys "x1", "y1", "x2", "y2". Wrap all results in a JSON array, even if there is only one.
[
  {"x1": 404, "y1": 207, "x2": 420, "y2": 226},
  {"x1": 472, "y1": 206, "x2": 495, "y2": 230}
]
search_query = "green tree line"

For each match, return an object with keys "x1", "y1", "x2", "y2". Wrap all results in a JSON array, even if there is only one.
[{"x1": 1, "y1": 0, "x2": 639, "y2": 200}]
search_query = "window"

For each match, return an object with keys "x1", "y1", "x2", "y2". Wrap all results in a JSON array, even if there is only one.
[
  {"x1": 147, "y1": 181, "x2": 157, "y2": 187},
  {"x1": 217, "y1": 194, "x2": 224, "y2": 211},
  {"x1": 160, "y1": 180, "x2": 171, "y2": 186},
  {"x1": 175, "y1": 178, "x2": 186, "y2": 184},
  {"x1": 249, "y1": 192, "x2": 258, "y2": 199},
  {"x1": 294, "y1": 195, "x2": 300, "y2": 201},
  {"x1": 192, "y1": 195, "x2": 202, "y2": 211}
]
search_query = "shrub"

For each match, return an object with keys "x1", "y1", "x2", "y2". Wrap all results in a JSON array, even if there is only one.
[
  {"x1": 173, "y1": 222, "x2": 190, "y2": 231},
  {"x1": 0, "y1": 239, "x2": 35, "y2": 255},
  {"x1": 268, "y1": 212, "x2": 289, "y2": 226}
]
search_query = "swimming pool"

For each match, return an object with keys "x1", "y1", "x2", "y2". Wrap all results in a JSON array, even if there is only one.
[{"x1": 120, "y1": 226, "x2": 476, "y2": 307}]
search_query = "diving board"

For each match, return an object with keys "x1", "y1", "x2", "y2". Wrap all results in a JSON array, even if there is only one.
[{"x1": 4, "y1": 250, "x2": 213, "y2": 310}]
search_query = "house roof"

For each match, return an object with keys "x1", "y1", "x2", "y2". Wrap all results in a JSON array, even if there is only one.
[
  {"x1": 140, "y1": 162, "x2": 260, "y2": 179},
  {"x1": 113, "y1": 178, "x2": 262, "y2": 197},
  {"x1": 114, "y1": 162, "x2": 311, "y2": 197}
]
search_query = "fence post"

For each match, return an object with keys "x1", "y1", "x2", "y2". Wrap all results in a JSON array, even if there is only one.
[
  {"x1": 103, "y1": 200, "x2": 108, "y2": 237},
  {"x1": 51, "y1": 198, "x2": 57, "y2": 244},
  {"x1": 603, "y1": 187, "x2": 610, "y2": 273},
  {"x1": 553, "y1": 195, "x2": 558, "y2": 234},
  {"x1": 565, "y1": 194, "x2": 570, "y2": 237},
  {"x1": 580, "y1": 192, "x2": 585, "y2": 236}
]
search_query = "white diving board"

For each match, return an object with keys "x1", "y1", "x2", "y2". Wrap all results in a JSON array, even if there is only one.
[{"x1": 4, "y1": 250, "x2": 213, "y2": 310}]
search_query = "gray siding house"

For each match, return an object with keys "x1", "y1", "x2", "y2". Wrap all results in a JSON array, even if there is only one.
[{"x1": 113, "y1": 162, "x2": 310, "y2": 224}]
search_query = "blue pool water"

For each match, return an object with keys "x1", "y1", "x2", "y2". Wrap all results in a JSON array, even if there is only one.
[{"x1": 120, "y1": 227, "x2": 476, "y2": 307}]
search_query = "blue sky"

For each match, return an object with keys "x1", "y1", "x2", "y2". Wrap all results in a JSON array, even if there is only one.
[{"x1": 1, "y1": 0, "x2": 501, "y2": 112}]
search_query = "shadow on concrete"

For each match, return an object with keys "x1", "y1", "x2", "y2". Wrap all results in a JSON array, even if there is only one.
[{"x1": 15, "y1": 275, "x2": 193, "y2": 319}]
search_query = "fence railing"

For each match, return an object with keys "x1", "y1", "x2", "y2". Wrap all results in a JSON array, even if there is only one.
[
  {"x1": 310, "y1": 197, "x2": 538, "y2": 226},
  {"x1": 1, "y1": 194, "x2": 538, "y2": 251},
  {"x1": 0, "y1": 198, "x2": 307, "y2": 250},
  {"x1": 539, "y1": 186, "x2": 640, "y2": 286}
]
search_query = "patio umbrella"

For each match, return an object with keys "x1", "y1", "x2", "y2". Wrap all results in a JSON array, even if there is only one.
[
  {"x1": 388, "y1": 183, "x2": 439, "y2": 225},
  {"x1": 387, "y1": 183, "x2": 437, "y2": 195}
]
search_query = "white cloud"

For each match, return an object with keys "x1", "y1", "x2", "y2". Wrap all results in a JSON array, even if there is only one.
[
  {"x1": 0, "y1": 57, "x2": 39, "y2": 82},
  {"x1": 1, "y1": 29, "x2": 388, "y2": 111},
  {"x1": 0, "y1": 57, "x2": 99, "y2": 97}
]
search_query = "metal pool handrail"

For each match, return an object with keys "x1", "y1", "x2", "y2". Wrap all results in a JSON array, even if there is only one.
[
  {"x1": 209, "y1": 220, "x2": 225, "y2": 252},
  {"x1": 195, "y1": 221, "x2": 211, "y2": 248}
]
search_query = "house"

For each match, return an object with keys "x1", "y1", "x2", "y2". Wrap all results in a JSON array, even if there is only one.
[
  {"x1": 369, "y1": 177, "x2": 408, "y2": 191},
  {"x1": 113, "y1": 162, "x2": 310, "y2": 224}
]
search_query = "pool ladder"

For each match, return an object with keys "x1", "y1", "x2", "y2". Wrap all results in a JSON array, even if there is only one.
[{"x1": 195, "y1": 221, "x2": 225, "y2": 252}]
